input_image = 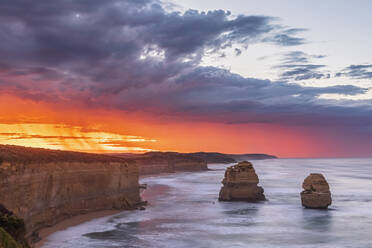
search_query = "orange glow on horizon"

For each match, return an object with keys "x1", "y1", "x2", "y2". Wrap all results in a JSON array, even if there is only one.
[
  {"x1": 0, "y1": 123, "x2": 156, "y2": 153},
  {"x1": 0, "y1": 94, "x2": 368, "y2": 158}
]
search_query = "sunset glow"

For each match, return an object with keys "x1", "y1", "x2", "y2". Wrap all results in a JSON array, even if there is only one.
[
  {"x1": 0, "y1": 123, "x2": 156, "y2": 153},
  {"x1": 0, "y1": 0, "x2": 372, "y2": 157}
]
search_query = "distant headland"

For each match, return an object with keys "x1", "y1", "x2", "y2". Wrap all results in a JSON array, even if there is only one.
[{"x1": 111, "y1": 151, "x2": 277, "y2": 164}]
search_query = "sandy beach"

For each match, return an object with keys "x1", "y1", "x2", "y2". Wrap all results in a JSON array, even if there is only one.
[
  {"x1": 34, "y1": 210, "x2": 120, "y2": 248},
  {"x1": 34, "y1": 173, "x2": 159, "y2": 248}
]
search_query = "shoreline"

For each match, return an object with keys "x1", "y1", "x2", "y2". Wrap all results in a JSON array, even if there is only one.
[
  {"x1": 34, "y1": 210, "x2": 120, "y2": 248},
  {"x1": 34, "y1": 170, "x2": 208, "y2": 248},
  {"x1": 34, "y1": 176, "x2": 154, "y2": 247}
]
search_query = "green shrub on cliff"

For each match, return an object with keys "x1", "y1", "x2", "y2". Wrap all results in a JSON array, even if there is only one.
[
  {"x1": 0, "y1": 206, "x2": 29, "y2": 248},
  {"x1": 0, "y1": 227, "x2": 21, "y2": 248},
  {"x1": 0, "y1": 215, "x2": 25, "y2": 242}
]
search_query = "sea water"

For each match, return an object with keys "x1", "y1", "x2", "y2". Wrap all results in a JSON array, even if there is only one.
[{"x1": 42, "y1": 159, "x2": 372, "y2": 248}]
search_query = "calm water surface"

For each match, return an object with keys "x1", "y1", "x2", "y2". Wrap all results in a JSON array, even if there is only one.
[{"x1": 42, "y1": 159, "x2": 372, "y2": 248}]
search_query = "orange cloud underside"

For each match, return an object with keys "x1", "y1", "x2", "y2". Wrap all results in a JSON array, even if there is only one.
[{"x1": 0, "y1": 94, "x2": 362, "y2": 157}]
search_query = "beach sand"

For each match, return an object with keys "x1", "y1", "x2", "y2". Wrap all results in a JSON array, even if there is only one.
[{"x1": 34, "y1": 210, "x2": 120, "y2": 248}]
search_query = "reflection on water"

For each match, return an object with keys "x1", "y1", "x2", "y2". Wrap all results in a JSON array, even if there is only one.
[{"x1": 43, "y1": 159, "x2": 372, "y2": 248}]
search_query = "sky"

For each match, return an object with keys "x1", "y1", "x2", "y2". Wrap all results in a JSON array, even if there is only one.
[{"x1": 0, "y1": 0, "x2": 372, "y2": 157}]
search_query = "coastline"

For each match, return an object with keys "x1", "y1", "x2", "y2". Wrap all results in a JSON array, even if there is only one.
[
  {"x1": 34, "y1": 210, "x2": 120, "y2": 248},
  {"x1": 34, "y1": 170, "x2": 210, "y2": 247},
  {"x1": 34, "y1": 174, "x2": 156, "y2": 248}
]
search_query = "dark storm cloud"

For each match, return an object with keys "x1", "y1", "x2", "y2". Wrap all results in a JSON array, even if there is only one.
[
  {"x1": 0, "y1": 0, "x2": 300, "y2": 64},
  {"x1": 0, "y1": 0, "x2": 306, "y2": 94},
  {"x1": 336, "y1": 64, "x2": 372, "y2": 79},
  {"x1": 0, "y1": 0, "x2": 371, "y2": 128},
  {"x1": 106, "y1": 66, "x2": 370, "y2": 126}
]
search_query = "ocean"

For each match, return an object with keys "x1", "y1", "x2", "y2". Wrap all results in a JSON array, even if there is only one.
[{"x1": 42, "y1": 159, "x2": 372, "y2": 248}]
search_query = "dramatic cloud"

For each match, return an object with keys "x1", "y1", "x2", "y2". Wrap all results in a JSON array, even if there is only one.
[
  {"x1": 0, "y1": 0, "x2": 371, "y2": 132},
  {"x1": 112, "y1": 66, "x2": 368, "y2": 125},
  {"x1": 0, "y1": 0, "x2": 307, "y2": 96}
]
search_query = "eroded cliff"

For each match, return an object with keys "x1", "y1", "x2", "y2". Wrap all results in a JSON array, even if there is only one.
[{"x1": 0, "y1": 145, "x2": 141, "y2": 245}]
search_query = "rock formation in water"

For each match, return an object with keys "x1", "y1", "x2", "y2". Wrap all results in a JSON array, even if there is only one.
[
  {"x1": 218, "y1": 161, "x2": 266, "y2": 202},
  {"x1": 0, "y1": 145, "x2": 141, "y2": 245},
  {"x1": 300, "y1": 173, "x2": 332, "y2": 209}
]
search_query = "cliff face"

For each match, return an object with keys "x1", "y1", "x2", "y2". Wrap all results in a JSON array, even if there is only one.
[
  {"x1": 0, "y1": 145, "x2": 140, "y2": 244},
  {"x1": 113, "y1": 152, "x2": 208, "y2": 175}
]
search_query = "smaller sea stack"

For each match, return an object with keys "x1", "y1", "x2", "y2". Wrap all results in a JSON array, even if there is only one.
[
  {"x1": 219, "y1": 161, "x2": 265, "y2": 202},
  {"x1": 300, "y1": 173, "x2": 332, "y2": 209}
]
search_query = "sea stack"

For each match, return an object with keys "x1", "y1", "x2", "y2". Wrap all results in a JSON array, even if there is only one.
[
  {"x1": 300, "y1": 173, "x2": 332, "y2": 209},
  {"x1": 219, "y1": 161, "x2": 266, "y2": 202}
]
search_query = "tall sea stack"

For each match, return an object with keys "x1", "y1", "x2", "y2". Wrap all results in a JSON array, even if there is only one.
[
  {"x1": 300, "y1": 173, "x2": 332, "y2": 209},
  {"x1": 219, "y1": 161, "x2": 265, "y2": 202}
]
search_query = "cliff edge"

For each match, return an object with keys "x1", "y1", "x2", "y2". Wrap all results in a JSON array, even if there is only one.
[{"x1": 0, "y1": 145, "x2": 141, "y2": 245}]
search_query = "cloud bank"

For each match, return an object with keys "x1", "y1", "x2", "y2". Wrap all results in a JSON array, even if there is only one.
[{"x1": 0, "y1": 0, "x2": 371, "y2": 132}]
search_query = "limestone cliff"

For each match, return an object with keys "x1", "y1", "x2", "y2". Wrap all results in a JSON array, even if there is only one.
[
  {"x1": 219, "y1": 161, "x2": 266, "y2": 202},
  {"x1": 0, "y1": 145, "x2": 141, "y2": 244}
]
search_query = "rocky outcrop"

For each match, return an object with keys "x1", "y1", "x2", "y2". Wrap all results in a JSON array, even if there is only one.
[
  {"x1": 219, "y1": 161, "x2": 265, "y2": 202},
  {"x1": 113, "y1": 152, "x2": 208, "y2": 175},
  {"x1": 300, "y1": 173, "x2": 332, "y2": 209},
  {"x1": 0, "y1": 145, "x2": 141, "y2": 245}
]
